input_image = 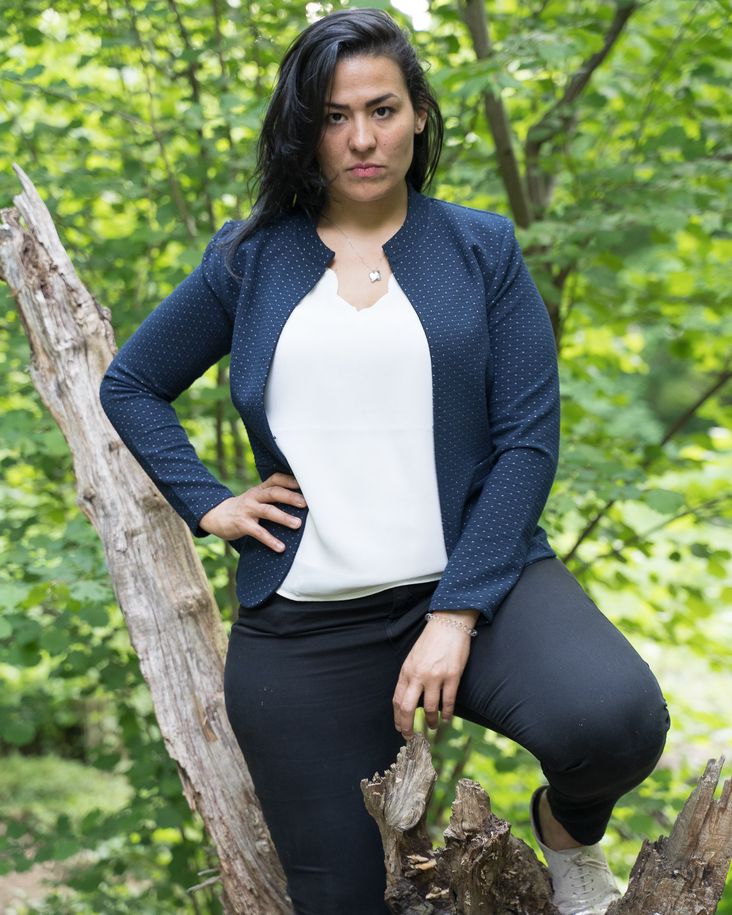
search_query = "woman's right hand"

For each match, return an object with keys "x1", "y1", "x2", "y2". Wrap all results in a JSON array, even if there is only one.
[{"x1": 199, "y1": 473, "x2": 307, "y2": 552}]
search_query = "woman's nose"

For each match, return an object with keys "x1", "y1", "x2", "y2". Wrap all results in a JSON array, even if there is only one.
[{"x1": 349, "y1": 117, "x2": 376, "y2": 149}]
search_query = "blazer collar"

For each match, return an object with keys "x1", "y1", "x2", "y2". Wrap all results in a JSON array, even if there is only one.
[{"x1": 285, "y1": 180, "x2": 431, "y2": 267}]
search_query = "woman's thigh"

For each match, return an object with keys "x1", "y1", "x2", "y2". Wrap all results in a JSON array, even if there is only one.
[
  {"x1": 223, "y1": 587, "x2": 423, "y2": 915},
  {"x1": 452, "y1": 558, "x2": 670, "y2": 802}
]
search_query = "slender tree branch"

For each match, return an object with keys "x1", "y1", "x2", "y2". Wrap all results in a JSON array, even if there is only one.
[
  {"x1": 591, "y1": 1, "x2": 709, "y2": 167},
  {"x1": 563, "y1": 365, "x2": 732, "y2": 562},
  {"x1": 210, "y1": 0, "x2": 248, "y2": 217},
  {"x1": 524, "y1": 1, "x2": 639, "y2": 218},
  {"x1": 123, "y1": 0, "x2": 197, "y2": 237},
  {"x1": 556, "y1": 265, "x2": 579, "y2": 350},
  {"x1": 166, "y1": 0, "x2": 216, "y2": 231},
  {"x1": 571, "y1": 494, "x2": 731, "y2": 574},
  {"x1": 659, "y1": 367, "x2": 732, "y2": 447},
  {"x1": 458, "y1": 0, "x2": 533, "y2": 227},
  {"x1": 625, "y1": 0, "x2": 708, "y2": 163}
]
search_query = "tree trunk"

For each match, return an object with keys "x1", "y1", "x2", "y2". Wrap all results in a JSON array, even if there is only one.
[
  {"x1": 0, "y1": 163, "x2": 293, "y2": 915},
  {"x1": 361, "y1": 736, "x2": 732, "y2": 914},
  {"x1": 3, "y1": 166, "x2": 730, "y2": 915}
]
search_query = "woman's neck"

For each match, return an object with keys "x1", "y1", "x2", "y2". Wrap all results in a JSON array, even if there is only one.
[{"x1": 317, "y1": 182, "x2": 408, "y2": 236}]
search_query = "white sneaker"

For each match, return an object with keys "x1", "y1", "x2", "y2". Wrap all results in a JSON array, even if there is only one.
[{"x1": 529, "y1": 786, "x2": 622, "y2": 915}]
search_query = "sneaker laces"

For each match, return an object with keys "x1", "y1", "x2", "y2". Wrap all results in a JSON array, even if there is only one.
[{"x1": 563, "y1": 851, "x2": 612, "y2": 897}]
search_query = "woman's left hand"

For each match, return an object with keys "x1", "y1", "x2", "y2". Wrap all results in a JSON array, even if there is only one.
[{"x1": 392, "y1": 616, "x2": 476, "y2": 738}]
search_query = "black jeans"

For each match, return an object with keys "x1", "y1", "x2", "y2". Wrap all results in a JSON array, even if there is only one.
[{"x1": 223, "y1": 557, "x2": 670, "y2": 915}]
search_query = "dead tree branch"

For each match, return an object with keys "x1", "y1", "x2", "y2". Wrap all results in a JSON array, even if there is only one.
[{"x1": 0, "y1": 163, "x2": 291, "y2": 915}]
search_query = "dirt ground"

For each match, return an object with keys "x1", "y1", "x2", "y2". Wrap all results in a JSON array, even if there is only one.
[{"x1": 0, "y1": 858, "x2": 77, "y2": 913}]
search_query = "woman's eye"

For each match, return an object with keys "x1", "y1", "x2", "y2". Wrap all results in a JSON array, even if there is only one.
[{"x1": 326, "y1": 107, "x2": 393, "y2": 124}]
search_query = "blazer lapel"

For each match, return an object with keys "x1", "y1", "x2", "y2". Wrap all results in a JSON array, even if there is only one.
[
  {"x1": 381, "y1": 186, "x2": 489, "y2": 552},
  {"x1": 231, "y1": 182, "x2": 486, "y2": 553}
]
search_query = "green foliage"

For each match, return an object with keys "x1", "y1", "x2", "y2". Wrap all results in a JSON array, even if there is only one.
[{"x1": 1, "y1": 0, "x2": 730, "y2": 909}]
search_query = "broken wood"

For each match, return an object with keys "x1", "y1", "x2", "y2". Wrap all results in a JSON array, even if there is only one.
[
  {"x1": 362, "y1": 736, "x2": 732, "y2": 915},
  {"x1": 606, "y1": 756, "x2": 732, "y2": 915},
  {"x1": 362, "y1": 735, "x2": 559, "y2": 914}
]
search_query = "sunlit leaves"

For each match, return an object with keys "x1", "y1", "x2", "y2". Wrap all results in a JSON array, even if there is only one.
[{"x1": 1, "y1": 0, "x2": 731, "y2": 909}]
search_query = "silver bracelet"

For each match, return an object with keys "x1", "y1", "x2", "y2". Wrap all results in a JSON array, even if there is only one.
[{"x1": 424, "y1": 611, "x2": 478, "y2": 638}]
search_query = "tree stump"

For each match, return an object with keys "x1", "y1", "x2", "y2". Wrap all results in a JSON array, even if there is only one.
[{"x1": 362, "y1": 736, "x2": 732, "y2": 915}]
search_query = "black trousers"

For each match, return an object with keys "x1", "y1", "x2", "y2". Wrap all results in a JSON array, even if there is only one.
[{"x1": 223, "y1": 557, "x2": 670, "y2": 915}]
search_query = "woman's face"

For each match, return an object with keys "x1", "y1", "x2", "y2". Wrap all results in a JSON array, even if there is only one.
[{"x1": 315, "y1": 54, "x2": 427, "y2": 211}]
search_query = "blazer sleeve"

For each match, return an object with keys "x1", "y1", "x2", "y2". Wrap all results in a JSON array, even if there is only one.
[
  {"x1": 427, "y1": 217, "x2": 561, "y2": 622},
  {"x1": 99, "y1": 221, "x2": 240, "y2": 538}
]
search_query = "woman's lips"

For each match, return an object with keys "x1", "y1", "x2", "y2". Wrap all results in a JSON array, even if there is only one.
[{"x1": 349, "y1": 165, "x2": 383, "y2": 177}]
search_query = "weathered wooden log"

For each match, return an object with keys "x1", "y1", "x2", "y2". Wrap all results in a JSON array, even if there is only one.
[
  {"x1": 362, "y1": 736, "x2": 732, "y2": 915},
  {"x1": 0, "y1": 163, "x2": 292, "y2": 915}
]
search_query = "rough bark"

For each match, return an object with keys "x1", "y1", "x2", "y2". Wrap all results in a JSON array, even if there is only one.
[
  {"x1": 362, "y1": 736, "x2": 559, "y2": 914},
  {"x1": 362, "y1": 737, "x2": 732, "y2": 915},
  {"x1": 0, "y1": 163, "x2": 292, "y2": 915},
  {"x1": 605, "y1": 756, "x2": 732, "y2": 915}
]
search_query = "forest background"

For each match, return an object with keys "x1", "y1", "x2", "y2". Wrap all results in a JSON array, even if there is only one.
[{"x1": 0, "y1": 0, "x2": 730, "y2": 911}]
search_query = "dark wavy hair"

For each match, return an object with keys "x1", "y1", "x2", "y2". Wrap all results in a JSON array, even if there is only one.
[{"x1": 221, "y1": 7, "x2": 444, "y2": 271}]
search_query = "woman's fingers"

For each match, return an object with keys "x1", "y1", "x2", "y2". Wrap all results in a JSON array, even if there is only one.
[
  {"x1": 440, "y1": 680, "x2": 458, "y2": 724},
  {"x1": 394, "y1": 626, "x2": 472, "y2": 734},
  {"x1": 422, "y1": 682, "x2": 443, "y2": 730},
  {"x1": 262, "y1": 484, "x2": 308, "y2": 508},
  {"x1": 395, "y1": 681, "x2": 455, "y2": 736},
  {"x1": 394, "y1": 675, "x2": 450, "y2": 738},
  {"x1": 238, "y1": 476, "x2": 307, "y2": 551},
  {"x1": 256, "y1": 483, "x2": 306, "y2": 549},
  {"x1": 260, "y1": 499, "x2": 303, "y2": 529},
  {"x1": 201, "y1": 474, "x2": 308, "y2": 550},
  {"x1": 264, "y1": 473, "x2": 305, "y2": 496},
  {"x1": 393, "y1": 679, "x2": 424, "y2": 738},
  {"x1": 249, "y1": 519, "x2": 287, "y2": 552}
]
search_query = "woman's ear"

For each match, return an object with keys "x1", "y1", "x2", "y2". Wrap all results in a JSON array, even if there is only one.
[{"x1": 415, "y1": 108, "x2": 428, "y2": 134}]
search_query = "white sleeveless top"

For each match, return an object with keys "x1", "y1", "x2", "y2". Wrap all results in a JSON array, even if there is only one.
[{"x1": 263, "y1": 267, "x2": 448, "y2": 601}]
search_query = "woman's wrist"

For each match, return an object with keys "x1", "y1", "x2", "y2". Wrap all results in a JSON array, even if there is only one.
[
  {"x1": 424, "y1": 609, "x2": 480, "y2": 637},
  {"x1": 430, "y1": 609, "x2": 480, "y2": 626}
]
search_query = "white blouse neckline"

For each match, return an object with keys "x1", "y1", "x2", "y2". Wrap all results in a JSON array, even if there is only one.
[{"x1": 324, "y1": 267, "x2": 395, "y2": 314}]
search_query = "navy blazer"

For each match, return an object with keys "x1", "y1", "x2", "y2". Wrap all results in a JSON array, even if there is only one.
[{"x1": 99, "y1": 180, "x2": 560, "y2": 622}]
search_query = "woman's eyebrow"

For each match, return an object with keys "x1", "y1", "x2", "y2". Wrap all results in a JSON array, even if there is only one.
[{"x1": 325, "y1": 93, "x2": 400, "y2": 110}]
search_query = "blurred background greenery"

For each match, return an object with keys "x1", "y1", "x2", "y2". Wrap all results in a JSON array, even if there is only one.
[{"x1": 1, "y1": 0, "x2": 730, "y2": 911}]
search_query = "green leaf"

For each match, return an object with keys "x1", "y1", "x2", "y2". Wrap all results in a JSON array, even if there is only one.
[
  {"x1": 643, "y1": 489, "x2": 685, "y2": 514},
  {"x1": 2, "y1": 718, "x2": 36, "y2": 746},
  {"x1": 77, "y1": 604, "x2": 110, "y2": 628},
  {"x1": 39, "y1": 627, "x2": 70, "y2": 654}
]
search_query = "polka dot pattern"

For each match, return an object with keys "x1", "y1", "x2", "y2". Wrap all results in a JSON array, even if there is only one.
[{"x1": 99, "y1": 181, "x2": 559, "y2": 622}]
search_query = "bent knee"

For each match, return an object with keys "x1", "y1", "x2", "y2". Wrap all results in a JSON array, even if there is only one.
[{"x1": 540, "y1": 679, "x2": 670, "y2": 776}]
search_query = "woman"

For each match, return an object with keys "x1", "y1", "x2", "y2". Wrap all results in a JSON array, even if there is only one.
[{"x1": 99, "y1": 9, "x2": 670, "y2": 915}]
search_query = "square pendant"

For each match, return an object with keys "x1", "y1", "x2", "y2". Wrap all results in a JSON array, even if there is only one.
[{"x1": 369, "y1": 270, "x2": 382, "y2": 283}]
